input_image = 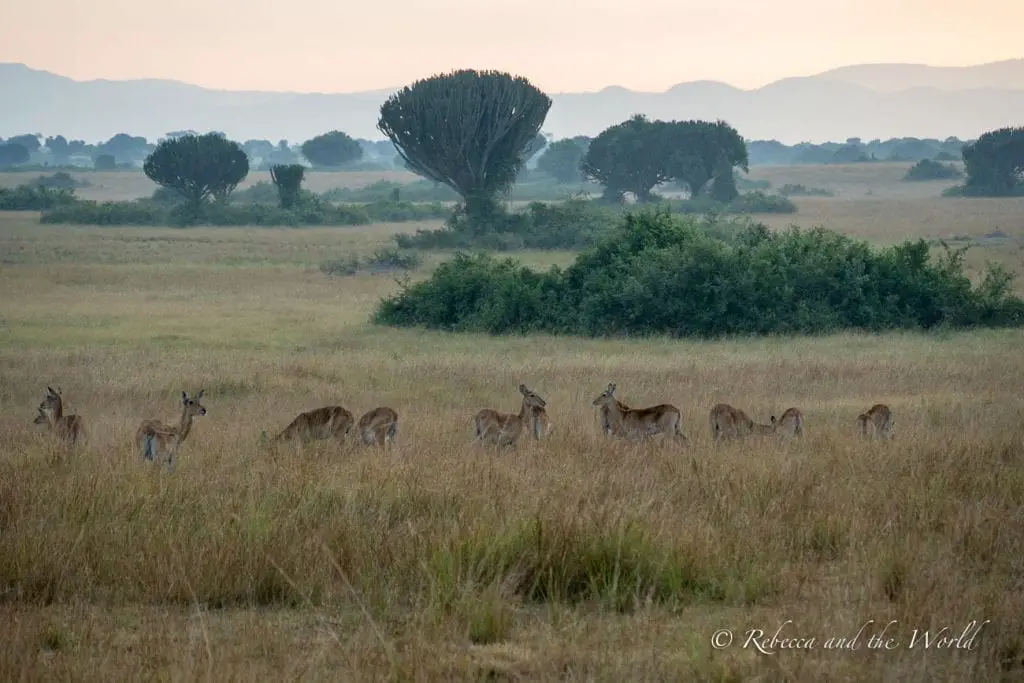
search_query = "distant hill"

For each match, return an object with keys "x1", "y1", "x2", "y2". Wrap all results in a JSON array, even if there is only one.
[{"x1": 1, "y1": 60, "x2": 1023, "y2": 144}]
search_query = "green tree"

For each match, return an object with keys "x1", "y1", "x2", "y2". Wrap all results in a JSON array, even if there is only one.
[
  {"x1": 377, "y1": 68, "x2": 552, "y2": 231},
  {"x1": 709, "y1": 156, "x2": 738, "y2": 202},
  {"x1": 664, "y1": 120, "x2": 749, "y2": 198},
  {"x1": 536, "y1": 136, "x2": 590, "y2": 183},
  {"x1": 581, "y1": 115, "x2": 673, "y2": 203},
  {"x1": 94, "y1": 153, "x2": 117, "y2": 171},
  {"x1": 300, "y1": 131, "x2": 363, "y2": 168},
  {"x1": 6, "y1": 134, "x2": 41, "y2": 154},
  {"x1": 45, "y1": 135, "x2": 70, "y2": 165},
  {"x1": 0, "y1": 143, "x2": 29, "y2": 168},
  {"x1": 143, "y1": 132, "x2": 249, "y2": 208},
  {"x1": 961, "y1": 127, "x2": 1024, "y2": 196},
  {"x1": 269, "y1": 163, "x2": 306, "y2": 208}
]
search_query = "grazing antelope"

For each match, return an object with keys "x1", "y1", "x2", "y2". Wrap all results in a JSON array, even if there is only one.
[
  {"x1": 357, "y1": 406, "x2": 399, "y2": 446},
  {"x1": 591, "y1": 383, "x2": 686, "y2": 443},
  {"x1": 709, "y1": 403, "x2": 778, "y2": 441},
  {"x1": 34, "y1": 386, "x2": 84, "y2": 447},
  {"x1": 135, "y1": 390, "x2": 207, "y2": 472},
  {"x1": 776, "y1": 407, "x2": 804, "y2": 437},
  {"x1": 598, "y1": 397, "x2": 632, "y2": 436},
  {"x1": 261, "y1": 405, "x2": 355, "y2": 447},
  {"x1": 857, "y1": 404, "x2": 893, "y2": 440},
  {"x1": 473, "y1": 383, "x2": 548, "y2": 448},
  {"x1": 531, "y1": 404, "x2": 552, "y2": 440}
]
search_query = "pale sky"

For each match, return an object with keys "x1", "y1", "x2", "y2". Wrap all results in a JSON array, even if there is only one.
[{"x1": 2, "y1": 0, "x2": 1021, "y2": 93}]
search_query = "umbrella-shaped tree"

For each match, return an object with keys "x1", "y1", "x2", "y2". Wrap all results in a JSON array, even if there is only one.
[{"x1": 377, "y1": 69, "x2": 552, "y2": 233}]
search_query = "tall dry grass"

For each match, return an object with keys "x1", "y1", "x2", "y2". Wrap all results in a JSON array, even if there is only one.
[{"x1": 1, "y1": 210, "x2": 1024, "y2": 680}]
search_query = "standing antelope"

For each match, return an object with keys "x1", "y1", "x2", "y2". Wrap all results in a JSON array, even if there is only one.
[
  {"x1": 261, "y1": 405, "x2": 355, "y2": 448},
  {"x1": 473, "y1": 383, "x2": 548, "y2": 448},
  {"x1": 709, "y1": 403, "x2": 779, "y2": 441},
  {"x1": 857, "y1": 404, "x2": 893, "y2": 440},
  {"x1": 135, "y1": 390, "x2": 207, "y2": 472},
  {"x1": 357, "y1": 406, "x2": 399, "y2": 446},
  {"x1": 592, "y1": 383, "x2": 686, "y2": 443},
  {"x1": 776, "y1": 407, "x2": 804, "y2": 437},
  {"x1": 34, "y1": 386, "x2": 84, "y2": 448}
]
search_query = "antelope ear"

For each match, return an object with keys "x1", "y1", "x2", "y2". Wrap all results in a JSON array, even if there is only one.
[
  {"x1": 182, "y1": 391, "x2": 188, "y2": 402},
  {"x1": 608, "y1": 383, "x2": 616, "y2": 393},
  {"x1": 47, "y1": 386, "x2": 57, "y2": 396},
  {"x1": 196, "y1": 389, "x2": 205, "y2": 399},
  {"x1": 519, "y1": 384, "x2": 528, "y2": 395}
]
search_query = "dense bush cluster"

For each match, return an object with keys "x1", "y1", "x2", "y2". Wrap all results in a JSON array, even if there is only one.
[
  {"x1": 38, "y1": 196, "x2": 450, "y2": 227},
  {"x1": 903, "y1": 159, "x2": 963, "y2": 182},
  {"x1": 0, "y1": 184, "x2": 77, "y2": 210},
  {"x1": 375, "y1": 210, "x2": 1024, "y2": 338},
  {"x1": 395, "y1": 199, "x2": 622, "y2": 250}
]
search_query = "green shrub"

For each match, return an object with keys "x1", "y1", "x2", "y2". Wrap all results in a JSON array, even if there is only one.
[
  {"x1": 395, "y1": 199, "x2": 620, "y2": 251},
  {"x1": 665, "y1": 191, "x2": 797, "y2": 215},
  {"x1": 319, "y1": 248, "x2": 422, "y2": 277},
  {"x1": 777, "y1": 183, "x2": 834, "y2": 197},
  {"x1": 31, "y1": 172, "x2": 90, "y2": 190},
  {"x1": 0, "y1": 184, "x2": 78, "y2": 211},
  {"x1": 904, "y1": 159, "x2": 964, "y2": 182},
  {"x1": 39, "y1": 199, "x2": 172, "y2": 225},
  {"x1": 38, "y1": 197, "x2": 448, "y2": 227},
  {"x1": 374, "y1": 210, "x2": 1024, "y2": 338}
]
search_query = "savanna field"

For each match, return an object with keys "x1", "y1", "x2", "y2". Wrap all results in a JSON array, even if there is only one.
[{"x1": 2, "y1": 163, "x2": 1024, "y2": 681}]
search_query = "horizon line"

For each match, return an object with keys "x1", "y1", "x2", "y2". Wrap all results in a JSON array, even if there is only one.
[{"x1": 3, "y1": 57, "x2": 1023, "y2": 97}]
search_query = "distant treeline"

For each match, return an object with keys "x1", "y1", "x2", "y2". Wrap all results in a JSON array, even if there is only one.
[{"x1": 0, "y1": 130, "x2": 969, "y2": 172}]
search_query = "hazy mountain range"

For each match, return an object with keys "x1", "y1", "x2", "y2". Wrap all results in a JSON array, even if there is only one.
[{"x1": 2, "y1": 60, "x2": 1023, "y2": 145}]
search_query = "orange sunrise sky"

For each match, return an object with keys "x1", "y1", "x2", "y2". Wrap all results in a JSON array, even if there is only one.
[{"x1": 1, "y1": 0, "x2": 1021, "y2": 92}]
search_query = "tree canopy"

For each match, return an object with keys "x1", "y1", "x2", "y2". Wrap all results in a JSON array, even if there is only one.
[
  {"x1": 377, "y1": 68, "x2": 552, "y2": 228},
  {"x1": 580, "y1": 116, "x2": 748, "y2": 202},
  {"x1": 300, "y1": 131, "x2": 363, "y2": 168},
  {"x1": 537, "y1": 136, "x2": 590, "y2": 184},
  {"x1": 961, "y1": 127, "x2": 1024, "y2": 196},
  {"x1": 143, "y1": 132, "x2": 249, "y2": 207}
]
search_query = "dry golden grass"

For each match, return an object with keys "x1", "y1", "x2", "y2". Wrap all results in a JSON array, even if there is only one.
[
  {"x1": 2, "y1": 168, "x2": 1024, "y2": 681},
  {"x1": 747, "y1": 161, "x2": 965, "y2": 200}
]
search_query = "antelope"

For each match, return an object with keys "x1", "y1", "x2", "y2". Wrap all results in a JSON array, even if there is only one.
[
  {"x1": 857, "y1": 404, "x2": 893, "y2": 440},
  {"x1": 473, "y1": 383, "x2": 548, "y2": 448},
  {"x1": 34, "y1": 386, "x2": 84, "y2": 447},
  {"x1": 531, "y1": 404, "x2": 552, "y2": 439},
  {"x1": 598, "y1": 397, "x2": 632, "y2": 436},
  {"x1": 135, "y1": 390, "x2": 207, "y2": 472},
  {"x1": 261, "y1": 405, "x2": 355, "y2": 447},
  {"x1": 776, "y1": 407, "x2": 804, "y2": 437},
  {"x1": 357, "y1": 406, "x2": 399, "y2": 446},
  {"x1": 591, "y1": 383, "x2": 686, "y2": 443},
  {"x1": 709, "y1": 403, "x2": 778, "y2": 441}
]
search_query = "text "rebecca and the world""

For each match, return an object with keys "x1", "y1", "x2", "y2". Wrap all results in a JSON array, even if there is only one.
[{"x1": 710, "y1": 619, "x2": 989, "y2": 655}]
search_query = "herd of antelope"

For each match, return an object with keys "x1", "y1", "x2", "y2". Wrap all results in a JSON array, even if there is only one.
[{"x1": 31, "y1": 381, "x2": 895, "y2": 469}]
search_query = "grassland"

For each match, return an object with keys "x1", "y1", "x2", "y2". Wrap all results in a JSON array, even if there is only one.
[{"x1": 2, "y1": 163, "x2": 1024, "y2": 681}]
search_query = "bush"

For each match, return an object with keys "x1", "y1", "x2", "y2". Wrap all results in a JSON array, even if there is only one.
[
  {"x1": 320, "y1": 248, "x2": 423, "y2": 277},
  {"x1": 904, "y1": 159, "x2": 964, "y2": 182},
  {"x1": 38, "y1": 197, "x2": 449, "y2": 227},
  {"x1": 0, "y1": 184, "x2": 78, "y2": 211},
  {"x1": 374, "y1": 210, "x2": 1024, "y2": 338},
  {"x1": 322, "y1": 177, "x2": 601, "y2": 204},
  {"x1": 395, "y1": 199, "x2": 621, "y2": 251},
  {"x1": 94, "y1": 154, "x2": 117, "y2": 171},
  {"x1": 666, "y1": 191, "x2": 797, "y2": 215},
  {"x1": 31, "y1": 172, "x2": 90, "y2": 190},
  {"x1": 777, "y1": 184, "x2": 834, "y2": 197}
]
